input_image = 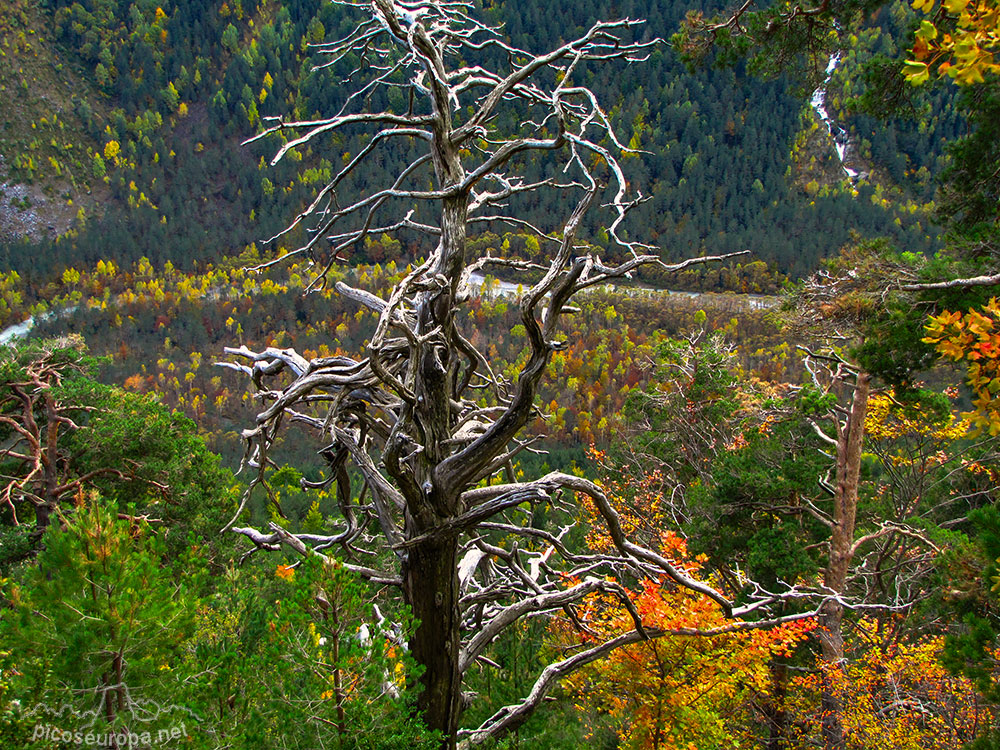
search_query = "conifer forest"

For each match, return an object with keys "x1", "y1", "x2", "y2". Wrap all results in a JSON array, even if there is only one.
[{"x1": 1, "y1": 0, "x2": 999, "y2": 748}]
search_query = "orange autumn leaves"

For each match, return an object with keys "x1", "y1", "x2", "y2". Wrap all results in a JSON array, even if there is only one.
[
  {"x1": 559, "y1": 474, "x2": 988, "y2": 749},
  {"x1": 556, "y1": 528, "x2": 815, "y2": 750},
  {"x1": 924, "y1": 298, "x2": 1000, "y2": 435}
]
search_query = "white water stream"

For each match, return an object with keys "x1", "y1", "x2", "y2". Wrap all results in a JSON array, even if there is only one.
[
  {"x1": 809, "y1": 53, "x2": 859, "y2": 181},
  {"x1": 467, "y1": 273, "x2": 776, "y2": 311},
  {"x1": 0, "y1": 306, "x2": 77, "y2": 346}
]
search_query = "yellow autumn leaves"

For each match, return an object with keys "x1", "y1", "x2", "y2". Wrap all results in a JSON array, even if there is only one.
[
  {"x1": 924, "y1": 298, "x2": 1000, "y2": 435},
  {"x1": 906, "y1": 0, "x2": 1000, "y2": 84}
]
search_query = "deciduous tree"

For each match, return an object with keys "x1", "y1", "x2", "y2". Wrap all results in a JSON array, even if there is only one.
[{"x1": 924, "y1": 298, "x2": 1000, "y2": 435}]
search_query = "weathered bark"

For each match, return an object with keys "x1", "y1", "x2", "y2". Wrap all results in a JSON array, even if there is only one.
[
  {"x1": 408, "y1": 46, "x2": 467, "y2": 733},
  {"x1": 34, "y1": 496, "x2": 54, "y2": 533},
  {"x1": 327, "y1": 597, "x2": 348, "y2": 738},
  {"x1": 764, "y1": 659, "x2": 789, "y2": 750},
  {"x1": 818, "y1": 371, "x2": 871, "y2": 750},
  {"x1": 405, "y1": 536, "x2": 463, "y2": 746}
]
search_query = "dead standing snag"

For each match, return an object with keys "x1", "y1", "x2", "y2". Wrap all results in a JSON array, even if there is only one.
[{"x1": 223, "y1": 1, "x2": 790, "y2": 745}]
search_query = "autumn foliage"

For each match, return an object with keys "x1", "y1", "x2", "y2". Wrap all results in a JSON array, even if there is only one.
[
  {"x1": 924, "y1": 298, "x2": 1000, "y2": 435},
  {"x1": 906, "y1": 0, "x2": 1000, "y2": 84},
  {"x1": 792, "y1": 620, "x2": 985, "y2": 749},
  {"x1": 557, "y1": 530, "x2": 815, "y2": 749},
  {"x1": 559, "y1": 469, "x2": 817, "y2": 750}
]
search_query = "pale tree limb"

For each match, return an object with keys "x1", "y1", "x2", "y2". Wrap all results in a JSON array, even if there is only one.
[{"x1": 899, "y1": 273, "x2": 1000, "y2": 291}]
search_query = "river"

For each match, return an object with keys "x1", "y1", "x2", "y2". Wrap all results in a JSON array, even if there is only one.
[{"x1": 0, "y1": 271, "x2": 777, "y2": 346}]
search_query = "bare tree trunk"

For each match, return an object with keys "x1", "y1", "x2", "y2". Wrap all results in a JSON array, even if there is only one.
[
  {"x1": 411, "y1": 114, "x2": 465, "y2": 744},
  {"x1": 405, "y1": 536, "x2": 462, "y2": 747},
  {"x1": 102, "y1": 664, "x2": 120, "y2": 750},
  {"x1": 329, "y1": 598, "x2": 348, "y2": 738},
  {"x1": 764, "y1": 659, "x2": 789, "y2": 750},
  {"x1": 40, "y1": 392, "x2": 60, "y2": 531},
  {"x1": 34, "y1": 495, "x2": 53, "y2": 531},
  {"x1": 818, "y1": 371, "x2": 871, "y2": 750}
]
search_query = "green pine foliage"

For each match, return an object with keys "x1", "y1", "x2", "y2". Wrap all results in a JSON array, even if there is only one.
[
  {"x1": 179, "y1": 558, "x2": 440, "y2": 749},
  {"x1": 0, "y1": 502, "x2": 438, "y2": 748},
  {"x1": 1, "y1": 498, "x2": 201, "y2": 746},
  {"x1": 0, "y1": 0, "x2": 957, "y2": 284}
]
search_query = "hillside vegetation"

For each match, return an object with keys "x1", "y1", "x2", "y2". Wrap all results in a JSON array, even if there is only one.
[
  {"x1": 0, "y1": 0, "x2": 960, "y2": 283},
  {"x1": 1, "y1": 0, "x2": 999, "y2": 749}
]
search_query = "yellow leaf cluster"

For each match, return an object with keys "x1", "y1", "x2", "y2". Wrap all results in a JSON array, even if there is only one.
[
  {"x1": 924, "y1": 300, "x2": 1000, "y2": 435},
  {"x1": 794, "y1": 620, "x2": 984, "y2": 749},
  {"x1": 865, "y1": 390, "x2": 969, "y2": 448},
  {"x1": 906, "y1": 0, "x2": 1000, "y2": 84}
]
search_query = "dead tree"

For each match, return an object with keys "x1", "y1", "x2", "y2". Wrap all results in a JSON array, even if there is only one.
[
  {"x1": 0, "y1": 336, "x2": 160, "y2": 536},
  {"x1": 789, "y1": 255, "x2": 957, "y2": 750},
  {"x1": 221, "y1": 1, "x2": 808, "y2": 745},
  {"x1": 0, "y1": 336, "x2": 94, "y2": 533}
]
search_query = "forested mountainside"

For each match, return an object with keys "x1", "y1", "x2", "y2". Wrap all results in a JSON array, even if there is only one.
[
  {"x1": 0, "y1": 0, "x2": 960, "y2": 283},
  {"x1": 2, "y1": 0, "x2": 1000, "y2": 749}
]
